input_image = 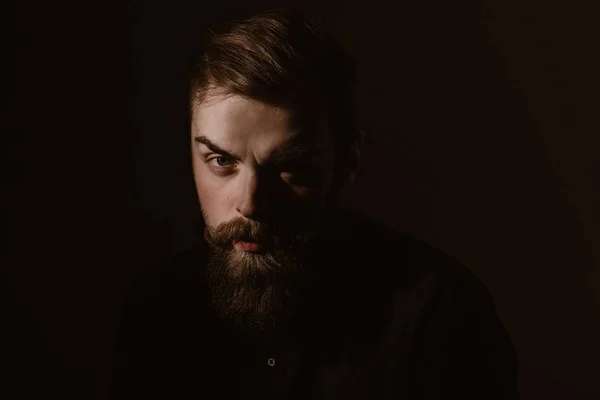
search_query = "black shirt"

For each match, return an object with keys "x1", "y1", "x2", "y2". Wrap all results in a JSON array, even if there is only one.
[{"x1": 109, "y1": 208, "x2": 519, "y2": 399}]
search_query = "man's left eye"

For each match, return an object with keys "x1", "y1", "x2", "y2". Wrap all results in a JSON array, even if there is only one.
[{"x1": 281, "y1": 166, "x2": 319, "y2": 181}]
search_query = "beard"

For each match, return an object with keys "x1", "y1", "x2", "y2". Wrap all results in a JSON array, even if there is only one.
[{"x1": 203, "y1": 216, "x2": 315, "y2": 332}]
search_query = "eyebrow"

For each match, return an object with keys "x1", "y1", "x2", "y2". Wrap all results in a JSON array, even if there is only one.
[
  {"x1": 193, "y1": 134, "x2": 323, "y2": 164},
  {"x1": 194, "y1": 135, "x2": 242, "y2": 161}
]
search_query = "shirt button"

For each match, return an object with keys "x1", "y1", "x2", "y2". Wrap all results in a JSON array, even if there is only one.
[{"x1": 267, "y1": 358, "x2": 276, "y2": 367}]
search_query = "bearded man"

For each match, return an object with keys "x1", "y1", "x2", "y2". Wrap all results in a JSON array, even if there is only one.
[{"x1": 110, "y1": 9, "x2": 519, "y2": 400}]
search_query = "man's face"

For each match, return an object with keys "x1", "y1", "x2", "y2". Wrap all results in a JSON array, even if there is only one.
[{"x1": 191, "y1": 93, "x2": 338, "y2": 327}]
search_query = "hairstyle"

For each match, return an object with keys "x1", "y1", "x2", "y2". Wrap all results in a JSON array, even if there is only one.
[{"x1": 188, "y1": 8, "x2": 364, "y2": 183}]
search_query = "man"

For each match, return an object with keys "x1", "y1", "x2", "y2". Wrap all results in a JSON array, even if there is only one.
[{"x1": 110, "y1": 9, "x2": 519, "y2": 400}]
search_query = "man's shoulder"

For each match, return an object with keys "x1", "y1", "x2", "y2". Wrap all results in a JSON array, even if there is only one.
[
  {"x1": 122, "y1": 245, "x2": 206, "y2": 306},
  {"x1": 339, "y1": 207, "x2": 466, "y2": 274},
  {"x1": 339, "y1": 207, "x2": 489, "y2": 303}
]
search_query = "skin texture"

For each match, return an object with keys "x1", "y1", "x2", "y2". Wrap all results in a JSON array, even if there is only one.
[{"x1": 191, "y1": 93, "x2": 345, "y2": 328}]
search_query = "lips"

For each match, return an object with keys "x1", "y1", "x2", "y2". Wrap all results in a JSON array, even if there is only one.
[{"x1": 233, "y1": 239, "x2": 263, "y2": 253}]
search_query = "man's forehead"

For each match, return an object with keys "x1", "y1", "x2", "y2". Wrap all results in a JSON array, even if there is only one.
[
  {"x1": 191, "y1": 116, "x2": 323, "y2": 145},
  {"x1": 193, "y1": 96, "x2": 325, "y2": 132},
  {"x1": 191, "y1": 95, "x2": 333, "y2": 158}
]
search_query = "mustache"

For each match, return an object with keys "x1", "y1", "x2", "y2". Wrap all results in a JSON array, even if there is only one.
[
  {"x1": 204, "y1": 217, "x2": 312, "y2": 252},
  {"x1": 205, "y1": 218, "x2": 282, "y2": 247}
]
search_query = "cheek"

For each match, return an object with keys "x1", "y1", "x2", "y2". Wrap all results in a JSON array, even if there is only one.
[
  {"x1": 285, "y1": 185, "x2": 334, "y2": 229},
  {"x1": 292, "y1": 188, "x2": 328, "y2": 209},
  {"x1": 193, "y1": 168, "x2": 234, "y2": 221},
  {"x1": 196, "y1": 181, "x2": 220, "y2": 207},
  {"x1": 295, "y1": 171, "x2": 335, "y2": 206},
  {"x1": 193, "y1": 157, "x2": 221, "y2": 195}
]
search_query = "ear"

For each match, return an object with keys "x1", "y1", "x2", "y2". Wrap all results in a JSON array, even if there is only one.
[
  {"x1": 332, "y1": 128, "x2": 365, "y2": 201},
  {"x1": 343, "y1": 128, "x2": 366, "y2": 188}
]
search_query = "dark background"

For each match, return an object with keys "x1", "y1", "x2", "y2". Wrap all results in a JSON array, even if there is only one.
[{"x1": 7, "y1": 0, "x2": 599, "y2": 399}]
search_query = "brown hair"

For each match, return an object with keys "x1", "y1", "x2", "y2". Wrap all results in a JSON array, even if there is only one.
[{"x1": 188, "y1": 8, "x2": 363, "y2": 183}]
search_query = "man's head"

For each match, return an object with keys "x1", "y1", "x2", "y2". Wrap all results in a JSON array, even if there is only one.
[{"x1": 188, "y1": 9, "x2": 362, "y2": 328}]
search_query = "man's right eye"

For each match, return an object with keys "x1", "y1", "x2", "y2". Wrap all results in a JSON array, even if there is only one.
[
  {"x1": 209, "y1": 156, "x2": 232, "y2": 167},
  {"x1": 206, "y1": 156, "x2": 236, "y2": 173}
]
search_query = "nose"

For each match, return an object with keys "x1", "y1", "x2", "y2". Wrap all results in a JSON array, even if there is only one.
[{"x1": 235, "y1": 169, "x2": 273, "y2": 221}]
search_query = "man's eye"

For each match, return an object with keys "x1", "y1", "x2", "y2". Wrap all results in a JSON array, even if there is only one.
[
  {"x1": 281, "y1": 166, "x2": 320, "y2": 184},
  {"x1": 208, "y1": 156, "x2": 233, "y2": 167}
]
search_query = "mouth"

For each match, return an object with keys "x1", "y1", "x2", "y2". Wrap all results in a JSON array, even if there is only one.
[{"x1": 233, "y1": 239, "x2": 265, "y2": 253}]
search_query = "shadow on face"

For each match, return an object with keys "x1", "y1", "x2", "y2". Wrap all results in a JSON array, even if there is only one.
[
  {"x1": 191, "y1": 93, "x2": 341, "y2": 329},
  {"x1": 191, "y1": 93, "x2": 338, "y2": 239}
]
